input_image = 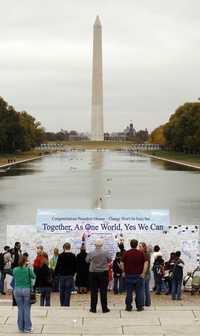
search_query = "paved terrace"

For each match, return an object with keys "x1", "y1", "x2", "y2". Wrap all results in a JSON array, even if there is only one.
[{"x1": 0, "y1": 292, "x2": 199, "y2": 335}]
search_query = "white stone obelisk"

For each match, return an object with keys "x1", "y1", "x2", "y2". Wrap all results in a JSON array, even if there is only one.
[{"x1": 91, "y1": 16, "x2": 104, "y2": 141}]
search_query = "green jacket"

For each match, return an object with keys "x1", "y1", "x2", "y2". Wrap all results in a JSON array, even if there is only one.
[
  {"x1": 49, "y1": 256, "x2": 58, "y2": 271},
  {"x1": 13, "y1": 266, "x2": 36, "y2": 288}
]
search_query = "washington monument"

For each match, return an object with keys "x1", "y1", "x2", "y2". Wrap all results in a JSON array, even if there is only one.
[{"x1": 91, "y1": 16, "x2": 104, "y2": 141}]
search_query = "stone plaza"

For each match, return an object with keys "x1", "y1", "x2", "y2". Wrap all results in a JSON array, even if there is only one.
[{"x1": 0, "y1": 292, "x2": 200, "y2": 335}]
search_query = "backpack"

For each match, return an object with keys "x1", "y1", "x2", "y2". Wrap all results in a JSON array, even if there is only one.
[{"x1": 0, "y1": 253, "x2": 6, "y2": 271}]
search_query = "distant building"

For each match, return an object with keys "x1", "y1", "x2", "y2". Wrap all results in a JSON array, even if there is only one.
[
  {"x1": 126, "y1": 123, "x2": 136, "y2": 139},
  {"x1": 110, "y1": 132, "x2": 126, "y2": 141}
]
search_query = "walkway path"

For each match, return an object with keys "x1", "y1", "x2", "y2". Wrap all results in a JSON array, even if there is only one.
[
  {"x1": 0, "y1": 293, "x2": 200, "y2": 335},
  {"x1": 0, "y1": 156, "x2": 43, "y2": 169},
  {"x1": 0, "y1": 305, "x2": 199, "y2": 335},
  {"x1": 143, "y1": 153, "x2": 200, "y2": 170}
]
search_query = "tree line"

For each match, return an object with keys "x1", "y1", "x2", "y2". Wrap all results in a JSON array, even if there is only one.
[
  {"x1": 0, "y1": 97, "x2": 45, "y2": 153},
  {"x1": 46, "y1": 129, "x2": 149, "y2": 143},
  {"x1": 150, "y1": 102, "x2": 200, "y2": 153},
  {"x1": 45, "y1": 130, "x2": 78, "y2": 142}
]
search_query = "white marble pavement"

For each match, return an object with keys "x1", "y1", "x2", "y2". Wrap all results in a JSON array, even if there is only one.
[{"x1": 0, "y1": 304, "x2": 199, "y2": 335}]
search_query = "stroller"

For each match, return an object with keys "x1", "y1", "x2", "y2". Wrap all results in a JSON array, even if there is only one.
[
  {"x1": 191, "y1": 267, "x2": 200, "y2": 295},
  {"x1": 183, "y1": 272, "x2": 193, "y2": 292}
]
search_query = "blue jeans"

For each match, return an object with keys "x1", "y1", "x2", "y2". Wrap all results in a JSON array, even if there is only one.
[
  {"x1": 122, "y1": 276, "x2": 126, "y2": 291},
  {"x1": 40, "y1": 287, "x2": 52, "y2": 306},
  {"x1": 144, "y1": 277, "x2": 151, "y2": 306},
  {"x1": 125, "y1": 274, "x2": 144, "y2": 310},
  {"x1": 14, "y1": 288, "x2": 32, "y2": 332},
  {"x1": 59, "y1": 276, "x2": 74, "y2": 306},
  {"x1": 171, "y1": 279, "x2": 182, "y2": 299},
  {"x1": 113, "y1": 276, "x2": 123, "y2": 294},
  {"x1": 52, "y1": 273, "x2": 59, "y2": 292},
  {"x1": 155, "y1": 274, "x2": 164, "y2": 294}
]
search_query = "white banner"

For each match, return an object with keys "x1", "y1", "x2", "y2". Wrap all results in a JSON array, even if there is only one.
[
  {"x1": 7, "y1": 224, "x2": 199, "y2": 273},
  {"x1": 36, "y1": 209, "x2": 170, "y2": 234}
]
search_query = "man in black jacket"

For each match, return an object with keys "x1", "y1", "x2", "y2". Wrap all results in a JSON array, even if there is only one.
[{"x1": 55, "y1": 242, "x2": 76, "y2": 306}]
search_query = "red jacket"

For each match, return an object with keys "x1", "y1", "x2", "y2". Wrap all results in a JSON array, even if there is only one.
[{"x1": 33, "y1": 255, "x2": 43, "y2": 270}]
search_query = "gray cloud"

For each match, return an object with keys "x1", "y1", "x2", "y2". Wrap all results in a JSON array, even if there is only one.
[{"x1": 0, "y1": 0, "x2": 200, "y2": 132}]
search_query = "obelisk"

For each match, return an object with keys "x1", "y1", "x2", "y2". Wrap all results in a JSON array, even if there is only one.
[{"x1": 91, "y1": 16, "x2": 104, "y2": 141}]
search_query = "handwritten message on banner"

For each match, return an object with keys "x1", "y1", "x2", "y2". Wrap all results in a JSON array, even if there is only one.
[{"x1": 36, "y1": 209, "x2": 169, "y2": 234}]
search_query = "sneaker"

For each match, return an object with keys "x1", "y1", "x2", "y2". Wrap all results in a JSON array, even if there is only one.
[
  {"x1": 137, "y1": 307, "x2": 144, "y2": 312},
  {"x1": 24, "y1": 330, "x2": 32, "y2": 333}
]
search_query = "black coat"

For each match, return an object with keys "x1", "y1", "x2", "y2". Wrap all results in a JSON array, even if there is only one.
[
  {"x1": 55, "y1": 252, "x2": 76, "y2": 276},
  {"x1": 11, "y1": 248, "x2": 21, "y2": 269},
  {"x1": 75, "y1": 251, "x2": 89, "y2": 287},
  {"x1": 35, "y1": 264, "x2": 52, "y2": 288}
]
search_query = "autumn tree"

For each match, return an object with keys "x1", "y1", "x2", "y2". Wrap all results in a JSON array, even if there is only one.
[
  {"x1": 149, "y1": 125, "x2": 166, "y2": 146},
  {"x1": 0, "y1": 96, "x2": 45, "y2": 153},
  {"x1": 164, "y1": 102, "x2": 200, "y2": 152}
]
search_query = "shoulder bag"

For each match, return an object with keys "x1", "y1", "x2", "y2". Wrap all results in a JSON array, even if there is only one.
[{"x1": 28, "y1": 268, "x2": 36, "y2": 304}]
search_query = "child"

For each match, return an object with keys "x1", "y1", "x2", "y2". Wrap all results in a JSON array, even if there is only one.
[
  {"x1": 112, "y1": 252, "x2": 123, "y2": 294},
  {"x1": 153, "y1": 256, "x2": 165, "y2": 295}
]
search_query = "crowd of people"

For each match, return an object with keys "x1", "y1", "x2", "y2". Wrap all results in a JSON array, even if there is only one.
[{"x1": 0, "y1": 239, "x2": 184, "y2": 333}]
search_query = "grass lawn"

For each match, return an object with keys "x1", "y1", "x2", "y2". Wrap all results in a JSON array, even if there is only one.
[{"x1": 149, "y1": 150, "x2": 200, "y2": 167}]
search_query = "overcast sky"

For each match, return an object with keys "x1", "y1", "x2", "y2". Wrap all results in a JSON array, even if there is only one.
[{"x1": 0, "y1": 0, "x2": 200, "y2": 133}]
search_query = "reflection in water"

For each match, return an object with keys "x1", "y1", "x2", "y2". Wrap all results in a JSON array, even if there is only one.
[
  {"x1": 0, "y1": 203, "x2": 16, "y2": 243},
  {"x1": 90, "y1": 151, "x2": 105, "y2": 208},
  {"x1": 0, "y1": 203, "x2": 6, "y2": 209},
  {"x1": 0, "y1": 163, "x2": 40, "y2": 178},
  {"x1": 1, "y1": 168, "x2": 39, "y2": 177}
]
